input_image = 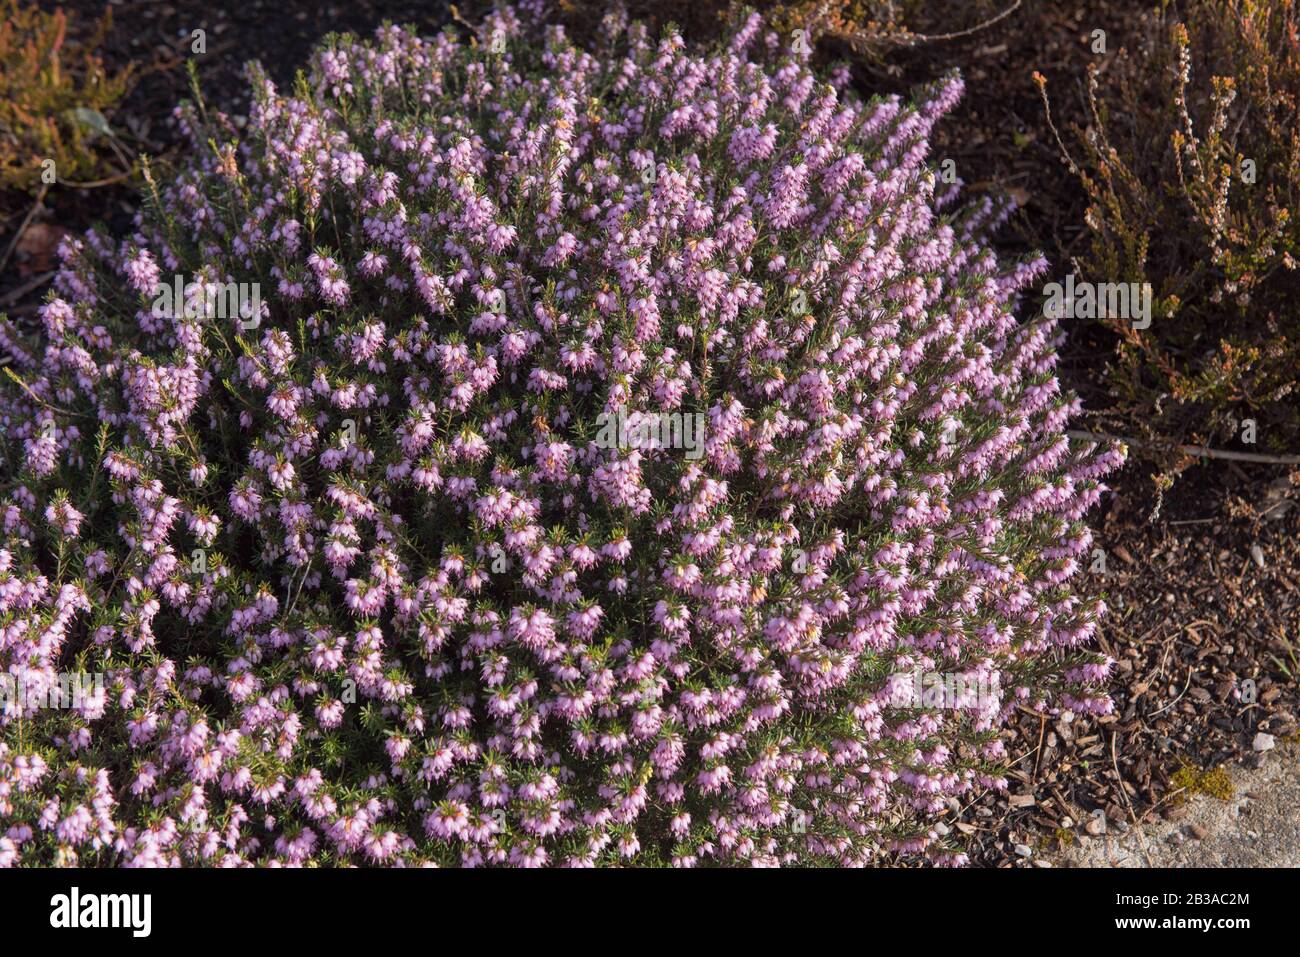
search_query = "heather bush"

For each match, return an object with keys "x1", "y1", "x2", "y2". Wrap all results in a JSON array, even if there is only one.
[
  {"x1": 0, "y1": 0, "x2": 133, "y2": 196},
  {"x1": 0, "y1": 4, "x2": 1120, "y2": 867},
  {"x1": 1038, "y1": 0, "x2": 1300, "y2": 476}
]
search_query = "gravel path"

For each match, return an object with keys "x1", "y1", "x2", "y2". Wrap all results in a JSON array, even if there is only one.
[{"x1": 1055, "y1": 743, "x2": 1300, "y2": 867}]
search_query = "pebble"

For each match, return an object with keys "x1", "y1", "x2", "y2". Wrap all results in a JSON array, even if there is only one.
[
  {"x1": 1253, "y1": 732, "x2": 1275, "y2": 752},
  {"x1": 1250, "y1": 544, "x2": 1266, "y2": 568},
  {"x1": 1188, "y1": 823, "x2": 1208, "y2": 840},
  {"x1": 1014, "y1": 844, "x2": 1033, "y2": 858},
  {"x1": 1085, "y1": 814, "x2": 1106, "y2": 836}
]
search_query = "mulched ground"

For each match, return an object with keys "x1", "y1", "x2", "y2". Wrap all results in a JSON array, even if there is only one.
[
  {"x1": 956, "y1": 471, "x2": 1300, "y2": 866},
  {"x1": 3, "y1": 0, "x2": 1297, "y2": 867}
]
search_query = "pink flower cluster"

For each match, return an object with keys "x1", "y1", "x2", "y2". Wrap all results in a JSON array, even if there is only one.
[{"x1": 0, "y1": 4, "x2": 1122, "y2": 866}]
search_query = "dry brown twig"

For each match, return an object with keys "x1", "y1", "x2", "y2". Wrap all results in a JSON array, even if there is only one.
[
  {"x1": 0, "y1": 183, "x2": 49, "y2": 276},
  {"x1": 1068, "y1": 429, "x2": 1300, "y2": 466},
  {"x1": 906, "y1": 0, "x2": 1023, "y2": 44}
]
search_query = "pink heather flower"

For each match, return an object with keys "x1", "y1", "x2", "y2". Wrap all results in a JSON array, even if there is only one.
[{"x1": 43, "y1": 498, "x2": 84, "y2": 537}]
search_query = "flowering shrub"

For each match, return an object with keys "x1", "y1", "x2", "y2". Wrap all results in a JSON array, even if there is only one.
[
  {"x1": 0, "y1": 4, "x2": 1120, "y2": 867},
  {"x1": 1038, "y1": 0, "x2": 1300, "y2": 477}
]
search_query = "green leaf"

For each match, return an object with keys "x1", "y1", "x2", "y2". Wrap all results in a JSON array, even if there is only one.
[{"x1": 63, "y1": 107, "x2": 113, "y2": 139}]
